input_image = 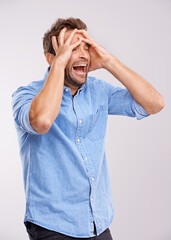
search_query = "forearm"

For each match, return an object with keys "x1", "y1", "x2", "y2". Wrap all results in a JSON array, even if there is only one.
[
  {"x1": 104, "y1": 56, "x2": 165, "y2": 114},
  {"x1": 29, "y1": 58, "x2": 65, "y2": 134}
]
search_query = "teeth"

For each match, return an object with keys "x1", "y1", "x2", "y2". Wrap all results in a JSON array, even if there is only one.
[{"x1": 73, "y1": 64, "x2": 87, "y2": 67}]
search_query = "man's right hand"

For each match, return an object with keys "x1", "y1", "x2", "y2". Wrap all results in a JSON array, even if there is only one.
[{"x1": 51, "y1": 27, "x2": 83, "y2": 68}]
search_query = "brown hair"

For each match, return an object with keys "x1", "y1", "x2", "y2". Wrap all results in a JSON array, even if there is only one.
[{"x1": 43, "y1": 17, "x2": 87, "y2": 56}]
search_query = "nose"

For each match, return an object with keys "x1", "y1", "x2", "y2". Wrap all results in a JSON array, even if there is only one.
[{"x1": 78, "y1": 47, "x2": 89, "y2": 59}]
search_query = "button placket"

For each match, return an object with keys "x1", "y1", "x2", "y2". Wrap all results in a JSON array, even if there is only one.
[
  {"x1": 73, "y1": 97, "x2": 82, "y2": 145},
  {"x1": 72, "y1": 94, "x2": 97, "y2": 227}
]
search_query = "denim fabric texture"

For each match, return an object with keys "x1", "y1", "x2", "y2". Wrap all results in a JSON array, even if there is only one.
[{"x1": 11, "y1": 67, "x2": 150, "y2": 238}]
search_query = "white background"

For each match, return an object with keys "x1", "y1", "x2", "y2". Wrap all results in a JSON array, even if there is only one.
[{"x1": 0, "y1": 0, "x2": 170, "y2": 239}]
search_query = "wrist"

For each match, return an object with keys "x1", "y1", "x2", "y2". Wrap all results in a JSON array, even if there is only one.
[
  {"x1": 102, "y1": 55, "x2": 119, "y2": 71},
  {"x1": 52, "y1": 56, "x2": 66, "y2": 69}
]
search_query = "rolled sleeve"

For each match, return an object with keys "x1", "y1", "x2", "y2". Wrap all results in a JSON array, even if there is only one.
[
  {"x1": 132, "y1": 99, "x2": 150, "y2": 120},
  {"x1": 100, "y1": 80, "x2": 150, "y2": 120},
  {"x1": 11, "y1": 86, "x2": 39, "y2": 135}
]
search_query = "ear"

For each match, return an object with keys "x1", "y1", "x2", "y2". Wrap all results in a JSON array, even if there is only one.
[{"x1": 45, "y1": 53, "x2": 55, "y2": 65}]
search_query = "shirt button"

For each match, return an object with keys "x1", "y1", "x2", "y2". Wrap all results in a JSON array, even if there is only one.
[
  {"x1": 77, "y1": 138, "x2": 80, "y2": 143},
  {"x1": 85, "y1": 157, "x2": 87, "y2": 161},
  {"x1": 65, "y1": 88, "x2": 69, "y2": 92},
  {"x1": 79, "y1": 119, "x2": 82, "y2": 124},
  {"x1": 91, "y1": 177, "x2": 94, "y2": 182}
]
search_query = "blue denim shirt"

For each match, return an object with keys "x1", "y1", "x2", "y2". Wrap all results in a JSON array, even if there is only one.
[{"x1": 11, "y1": 67, "x2": 150, "y2": 237}]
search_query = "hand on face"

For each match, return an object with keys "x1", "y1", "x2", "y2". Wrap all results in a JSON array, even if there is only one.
[
  {"x1": 52, "y1": 28, "x2": 112, "y2": 72},
  {"x1": 51, "y1": 28, "x2": 84, "y2": 68},
  {"x1": 76, "y1": 30, "x2": 112, "y2": 72}
]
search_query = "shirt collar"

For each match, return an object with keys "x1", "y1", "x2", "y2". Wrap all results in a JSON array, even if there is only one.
[{"x1": 43, "y1": 66, "x2": 87, "y2": 93}]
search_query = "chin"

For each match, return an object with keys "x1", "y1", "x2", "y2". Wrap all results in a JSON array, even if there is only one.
[{"x1": 65, "y1": 69, "x2": 88, "y2": 88}]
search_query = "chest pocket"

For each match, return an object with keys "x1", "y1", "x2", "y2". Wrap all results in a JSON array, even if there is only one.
[{"x1": 87, "y1": 105, "x2": 108, "y2": 141}]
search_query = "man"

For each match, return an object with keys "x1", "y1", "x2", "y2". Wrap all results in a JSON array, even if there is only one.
[{"x1": 12, "y1": 17, "x2": 164, "y2": 240}]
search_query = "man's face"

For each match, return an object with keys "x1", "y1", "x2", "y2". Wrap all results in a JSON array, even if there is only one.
[{"x1": 64, "y1": 30, "x2": 91, "y2": 89}]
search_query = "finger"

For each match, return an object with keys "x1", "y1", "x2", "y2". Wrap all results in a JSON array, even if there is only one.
[
  {"x1": 52, "y1": 36, "x2": 59, "y2": 54},
  {"x1": 76, "y1": 29, "x2": 94, "y2": 41},
  {"x1": 71, "y1": 37, "x2": 82, "y2": 49},
  {"x1": 81, "y1": 38, "x2": 97, "y2": 48},
  {"x1": 58, "y1": 27, "x2": 67, "y2": 46},
  {"x1": 65, "y1": 28, "x2": 78, "y2": 45}
]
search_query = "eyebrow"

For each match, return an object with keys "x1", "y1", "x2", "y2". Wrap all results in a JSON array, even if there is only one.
[{"x1": 73, "y1": 42, "x2": 90, "y2": 50}]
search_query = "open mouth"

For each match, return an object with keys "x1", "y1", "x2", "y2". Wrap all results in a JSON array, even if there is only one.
[{"x1": 72, "y1": 64, "x2": 87, "y2": 75}]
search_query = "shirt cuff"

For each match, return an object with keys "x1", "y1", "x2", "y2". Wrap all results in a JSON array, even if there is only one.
[
  {"x1": 132, "y1": 99, "x2": 150, "y2": 120},
  {"x1": 19, "y1": 101, "x2": 40, "y2": 135}
]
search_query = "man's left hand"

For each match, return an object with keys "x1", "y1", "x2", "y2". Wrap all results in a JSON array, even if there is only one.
[{"x1": 77, "y1": 30, "x2": 113, "y2": 72}]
